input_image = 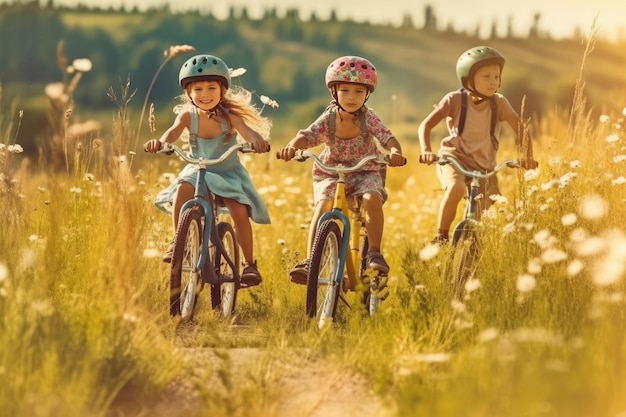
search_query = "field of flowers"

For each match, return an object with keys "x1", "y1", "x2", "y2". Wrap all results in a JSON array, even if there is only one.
[{"x1": 1, "y1": 41, "x2": 625, "y2": 417}]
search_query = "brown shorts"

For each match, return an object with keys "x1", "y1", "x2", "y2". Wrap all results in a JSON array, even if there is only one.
[{"x1": 437, "y1": 163, "x2": 501, "y2": 201}]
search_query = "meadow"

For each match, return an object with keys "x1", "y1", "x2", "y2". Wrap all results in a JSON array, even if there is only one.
[{"x1": 1, "y1": 36, "x2": 626, "y2": 417}]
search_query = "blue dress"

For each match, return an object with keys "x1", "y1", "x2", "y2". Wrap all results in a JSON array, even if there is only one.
[{"x1": 154, "y1": 106, "x2": 271, "y2": 224}]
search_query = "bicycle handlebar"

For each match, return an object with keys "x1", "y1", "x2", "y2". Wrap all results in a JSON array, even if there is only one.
[
  {"x1": 158, "y1": 142, "x2": 254, "y2": 165},
  {"x1": 427, "y1": 154, "x2": 520, "y2": 179},
  {"x1": 279, "y1": 149, "x2": 389, "y2": 173}
]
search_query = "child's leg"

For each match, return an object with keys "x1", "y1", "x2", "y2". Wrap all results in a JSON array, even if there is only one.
[
  {"x1": 437, "y1": 181, "x2": 465, "y2": 232},
  {"x1": 306, "y1": 199, "x2": 333, "y2": 257},
  {"x1": 172, "y1": 182, "x2": 195, "y2": 231},
  {"x1": 222, "y1": 198, "x2": 254, "y2": 263},
  {"x1": 362, "y1": 191, "x2": 384, "y2": 251}
]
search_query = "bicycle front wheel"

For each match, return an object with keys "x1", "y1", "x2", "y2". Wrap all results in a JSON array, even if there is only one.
[
  {"x1": 449, "y1": 226, "x2": 480, "y2": 299},
  {"x1": 210, "y1": 221, "x2": 239, "y2": 316},
  {"x1": 306, "y1": 220, "x2": 342, "y2": 328},
  {"x1": 170, "y1": 206, "x2": 203, "y2": 320}
]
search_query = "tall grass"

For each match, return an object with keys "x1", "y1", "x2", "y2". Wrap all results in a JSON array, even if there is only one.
[{"x1": 1, "y1": 39, "x2": 625, "y2": 417}]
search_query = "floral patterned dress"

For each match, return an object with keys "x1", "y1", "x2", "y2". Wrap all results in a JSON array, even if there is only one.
[{"x1": 296, "y1": 105, "x2": 395, "y2": 204}]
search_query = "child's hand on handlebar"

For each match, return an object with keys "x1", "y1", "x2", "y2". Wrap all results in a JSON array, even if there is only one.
[
  {"x1": 143, "y1": 139, "x2": 163, "y2": 153},
  {"x1": 276, "y1": 146, "x2": 297, "y2": 161},
  {"x1": 419, "y1": 151, "x2": 437, "y2": 165},
  {"x1": 388, "y1": 151, "x2": 406, "y2": 167},
  {"x1": 250, "y1": 139, "x2": 271, "y2": 153}
]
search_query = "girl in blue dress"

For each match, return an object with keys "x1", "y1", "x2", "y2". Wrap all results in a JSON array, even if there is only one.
[{"x1": 144, "y1": 54, "x2": 271, "y2": 287}]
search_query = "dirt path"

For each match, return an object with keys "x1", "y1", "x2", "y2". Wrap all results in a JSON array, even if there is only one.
[{"x1": 151, "y1": 347, "x2": 390, "y2": 417}]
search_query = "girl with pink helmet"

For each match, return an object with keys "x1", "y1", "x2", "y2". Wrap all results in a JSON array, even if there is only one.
[{"x1": 278, "y1": 55, "x2": 405, "y2": 283}]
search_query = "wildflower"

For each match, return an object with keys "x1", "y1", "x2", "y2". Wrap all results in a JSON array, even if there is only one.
[
  {"x1": 561, "y1": 213, "x2": 577, "y2": 226},
  {"x1": 143, "y1": 248, "x2": 161, "y2": 258},
  {"x1": 72, "y1": 58, "x2": 93, "y2": 72},
  {"x1": 599, "y1": 114, "x2": 609, "y2": 123},
  {"x1": 8, "y1": 144, "x2": 23, "y2": 153},
  {"x1": 558, "y1": 172, "x2": 577, "y2": 187},
  {"x1": 28, "y1": 235, "x2": 39, "y2": 242},
  {"x1": 622, "y1": 107, "x2": 626, "y2": 117},
  {"x1": 164, "y1": 44, "x2": 196, "y2": 60},
  {"x1": 524, "y1": 168, "x2": 540, "y2": 181},
  {"x1": 477, "y1": 327, "x2": 499, "y2": 343},
  {"x1": 532, "y1": 229, "x2": 557, "y2": 249},
  {"x1": 567, "y1": 259, "x2": 584, "y2": 276},
  {"x1": 419, "y1": 243, "x2": 440, "y2": 261},
  {"x1": 260, "y1": 95, "x2": 280, "y2": 109},
  {"x1": 489, "y1": 194, "x2": 508, "y2": 204},
  {"x1": 229, "y1": 67, "x2": 247, "y2": 78},
  {"x1": 465, "y1": 277, "x2": 481, "y2": 293},
  {"x1": 569, "y1": 160, "x2": 581, "y2": 168},
  {"x1": 517, "y1": 274, "x2": 536, "y2": 292},
  {"x1": 70, "y1": 187, "x2": 82, "y2": 194},
  {"x1": 44, "y1": 82, "x2": 65, "y2": 100},
  {"x1": 541, "y1": 248, "x2": 568, "y2": 264},
  {"x1": 612, "y1": 176, "x2": 626, "y2": 185},
  {"x1": 277, "y1": 239, "x2": 286, "y2": 245},
  {"x1": 606, "y1": 133, "x2": 620, "y2": 143},
  {"x1": 613, "y1": 155, "x2": 626, "y2": 162},
  {"x1": 84, "y1": 173, "x2": 95, "y2": 181},
  {"x1": 123, "y1": 312, "x2": 138, "y2": 323},
  {"x1": 579, "y1": 194, "x2": 609, "y2": 220}
]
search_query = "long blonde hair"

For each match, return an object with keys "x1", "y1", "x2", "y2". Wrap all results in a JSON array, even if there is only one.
[{"x1": 174, "y1": 82, "x2": 272, "y2": 141}]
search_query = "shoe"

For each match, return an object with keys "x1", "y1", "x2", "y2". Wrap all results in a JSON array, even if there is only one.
[
  {"x1": 290, "y1": 259, "x2": 309, "y2": 285},
  {"x1": 365, "y1": 251, "x2": 390, "y2": 274},
  {"x1": 240, "y1": 260, "x2": 262, "y2": 288},
  {"x1": 162, "y1": 240, "x2": 175, "y2": 263},
  {"x1": 430, "y1": 235, "x2": 448, "y2": 246}
]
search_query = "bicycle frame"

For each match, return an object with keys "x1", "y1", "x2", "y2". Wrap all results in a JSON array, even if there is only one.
[
  {"x1": 163, "y1": 142, "x2": 249, "y2": 274},
  {"x1": 436, "y1": 155, "x2": 520, "y2": 244}
]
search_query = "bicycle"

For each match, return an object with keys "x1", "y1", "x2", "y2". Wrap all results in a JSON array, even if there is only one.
[
  {"x1": 158, "y1": 142, "x2": 254, "y2": 321},
  {"x1": 431, "y1": 154, "x2": 520, "y2": 298},
  {"x1": 280, "y1": 150, "x2": 401, "y2": 328}
]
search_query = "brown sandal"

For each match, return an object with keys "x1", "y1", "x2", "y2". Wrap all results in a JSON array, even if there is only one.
[
  {"x1": 240, "y1": 260, "x2": 263, "y2": 288},
  {"x1": 289, "y1": 259, "x2": 309, "y2": 285}
]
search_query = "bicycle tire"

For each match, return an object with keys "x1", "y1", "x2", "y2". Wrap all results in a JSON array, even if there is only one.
[
  {"x1": 306, "y1": 220, "x2": 342, "y2": 328},
  {"x1": 449, "y1": 227, "x2": 480, "y2": 299},
  {"x1": 210, "y1": 222, "x2": 239, "y2": 316},
  {"x1": 170, "y1": 206, "x2": 203, "y2": 320}
]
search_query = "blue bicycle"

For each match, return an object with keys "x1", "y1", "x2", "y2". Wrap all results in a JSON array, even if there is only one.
[
  {"x1": 434, "y1": 154, "x2": 520, "y2": 298},
  {"x1": 159, "y1": 142, "x2": 253, "y2": 320}
]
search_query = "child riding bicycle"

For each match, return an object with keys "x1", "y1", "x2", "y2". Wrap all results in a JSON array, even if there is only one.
[
  {"x1": 418, "y1": 46, "x2": 538, "y2": 244},
  {"x1": 277, "y1": 55, "x2": 405, "y2": 283},
  {"x1": 144, "y1": 54, "x2": 271, "y2": 287}
]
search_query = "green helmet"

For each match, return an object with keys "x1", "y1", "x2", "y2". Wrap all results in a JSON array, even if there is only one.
[
  {"x1": 456, "y1": 46, "x2": 505, "y2": 91},
  {"x1": 179, "y1": 54, "x2": 231, "y2": 90}
]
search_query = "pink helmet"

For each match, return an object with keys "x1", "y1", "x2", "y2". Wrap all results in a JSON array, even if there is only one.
[{"x1": 325, "y1": 56, "x2": 377, "y2": 92}]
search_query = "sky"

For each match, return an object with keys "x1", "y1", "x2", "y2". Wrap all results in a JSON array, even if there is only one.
[{"x1": 28, "y1": 0, "x2": 626, "y2": 40}]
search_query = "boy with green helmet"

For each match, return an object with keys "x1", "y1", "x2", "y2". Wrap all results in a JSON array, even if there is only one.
[{"x1": 418, "y1": 46, "x2": 538, "y2": 244}]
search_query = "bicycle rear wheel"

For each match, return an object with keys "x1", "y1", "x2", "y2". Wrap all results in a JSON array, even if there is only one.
[
  {"x1": 449, "y1": 225, "x2": 480, "y2": 299},
  {"x1": 210, "y1": 221, "x2": 239, "y2": 316},
  {"x1": 306, "y1": 220, "x2": 342, "y2": 328},
  {"x1": 170, "y1": 206, "x2": 203, "y2": 320}
]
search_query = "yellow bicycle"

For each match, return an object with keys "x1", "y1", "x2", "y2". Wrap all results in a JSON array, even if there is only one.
[{"x1": 286, "y1": 150, "x2": 396, "y2": 328}]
